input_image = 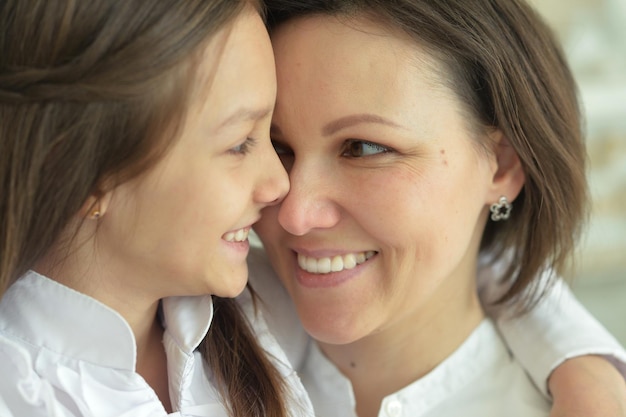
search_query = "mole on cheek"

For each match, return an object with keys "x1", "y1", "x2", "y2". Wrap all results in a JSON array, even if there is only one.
[{"x1": 440, "y1": 149, "x2": 448, "y2": 166}]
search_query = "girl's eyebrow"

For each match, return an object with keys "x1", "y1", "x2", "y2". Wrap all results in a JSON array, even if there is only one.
[{"x1": 218, "y1": 106, "x2": 273, "y2": 130}]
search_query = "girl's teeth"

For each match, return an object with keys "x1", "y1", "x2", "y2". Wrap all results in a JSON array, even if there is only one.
[
  {"x1": 298, "y1": 251, "x2": 375, "y2": 274},
  {"x1": 223, "y1": 228, "x2": 249, "y2": 242}
]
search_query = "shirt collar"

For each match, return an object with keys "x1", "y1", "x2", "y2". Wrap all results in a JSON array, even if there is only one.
[
  {"x1": 161, "y1": 294, "x2": 213, "y2": 354},
  {"x1": 0, "y1": 271, "x2": 213, "y2": 371}
]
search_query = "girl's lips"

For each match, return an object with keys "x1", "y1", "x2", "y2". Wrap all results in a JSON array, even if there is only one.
[
  {"x1": 221, "y1": 227, "x2": 253, "y2": 256},
  {"x1": 221, "y1": 215, "x2": 260, "y2": 242}
]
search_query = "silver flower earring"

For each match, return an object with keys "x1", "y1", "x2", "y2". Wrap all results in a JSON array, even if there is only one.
[{"x1": 490, "y1": 196, "x2": 512, "y2": 221}]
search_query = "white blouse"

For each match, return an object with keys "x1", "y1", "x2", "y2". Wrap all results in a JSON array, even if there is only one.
[
  {"x1": 0, "y1": 270, "x2": 314, "y2": 417},
  {"x1": 246, "y1": 247, "x2": 626, "y2": 417}
]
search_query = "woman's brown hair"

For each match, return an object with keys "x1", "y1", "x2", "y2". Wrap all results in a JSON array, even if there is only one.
[
  {"x1": 0, "y1": 1, "x2": 288, "y2": 415},
  {"x1": 265, "y1": 0, "x2": 589, "y2": 312}
]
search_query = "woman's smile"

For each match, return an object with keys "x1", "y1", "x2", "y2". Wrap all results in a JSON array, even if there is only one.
[{"x1": 294, "y1": 250, "x2": 378, "y2": 288}]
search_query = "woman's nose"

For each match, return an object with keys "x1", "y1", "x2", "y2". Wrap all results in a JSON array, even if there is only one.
[{"x1": 277, "y1": 161, "x2": 340, "y2": 236}]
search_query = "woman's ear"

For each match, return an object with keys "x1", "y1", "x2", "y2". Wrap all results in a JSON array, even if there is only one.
[{"x1": 487, "y1": 130, "x2": 525, "y2": 203}]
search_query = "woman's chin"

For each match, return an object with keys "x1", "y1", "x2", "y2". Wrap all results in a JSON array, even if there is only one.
[{"x1": 299, "y1": 310, "x2": 369, "y2": 346}]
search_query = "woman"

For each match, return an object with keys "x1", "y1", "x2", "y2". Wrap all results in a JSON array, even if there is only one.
[
  {"x1": 0, "y1": 1, "x2": 313, "y2": 416},
  {"x1": 253, "y1": 0, "x2": 626, "y2": 416}
]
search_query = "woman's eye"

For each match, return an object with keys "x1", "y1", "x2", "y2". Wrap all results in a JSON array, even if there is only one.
[
  {"x1": 228, "y1": 137, "x2": 257, "y2": 155},
  {"x1": 341, "y1": 140, "x2": 390, "y2": 157},
  {"x1": 271, "y1": 140, "x2": 293, "y2": 156},
  {"x1": 272, "y1": 140, "x2": 294, "y2": 171}
]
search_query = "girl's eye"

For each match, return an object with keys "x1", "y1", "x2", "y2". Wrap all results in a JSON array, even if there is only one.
[
  {"x1": 228, "y1": 137, "x2": 257, "y2": 155},
  {"x1": 340, "y1": 140, "x2": 390, "y2": 157}
]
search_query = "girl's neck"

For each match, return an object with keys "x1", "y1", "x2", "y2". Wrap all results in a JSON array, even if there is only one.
[{"x1": 136, "y1": 315, "x2": 172, "y2": 413}]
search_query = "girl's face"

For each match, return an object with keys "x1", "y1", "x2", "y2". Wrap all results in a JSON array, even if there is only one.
[
  {"x1": 96, "y1": 10, "x2": 288, "y2": 300},
  {"x1": 254, "y1": 15, "x2": 518, "y2": 344}
]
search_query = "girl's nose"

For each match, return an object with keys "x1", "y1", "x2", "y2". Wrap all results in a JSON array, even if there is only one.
[{"x1": 254, "y1": 142, "x2": 290, "y2": 207}]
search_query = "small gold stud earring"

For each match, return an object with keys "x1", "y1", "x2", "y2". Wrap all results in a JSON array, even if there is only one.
[{"x1": 90, "y1": 210, "x2": 101, "y2": 220}]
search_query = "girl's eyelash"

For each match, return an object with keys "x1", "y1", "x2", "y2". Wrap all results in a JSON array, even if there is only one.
[{"x1": 229, "y1": 137, "x2": 257, "y2": 155}]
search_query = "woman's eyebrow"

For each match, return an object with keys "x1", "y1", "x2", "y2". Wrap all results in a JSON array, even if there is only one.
[{"x1": 321, "y1": 113, "x2": 405, "y2": 136}]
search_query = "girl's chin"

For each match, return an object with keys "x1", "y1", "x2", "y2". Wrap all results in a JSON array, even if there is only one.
[{"x1": 210, "y1": 268, "x2": 249, "y2": 298}]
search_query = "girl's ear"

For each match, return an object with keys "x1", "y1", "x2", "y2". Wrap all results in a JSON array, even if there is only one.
[
  {"x1": 487, "y1": 130, "x2": 525, "y2": 203},
  {"x1": 78, "y1": 190, "x2": 114, "y2": 220}
]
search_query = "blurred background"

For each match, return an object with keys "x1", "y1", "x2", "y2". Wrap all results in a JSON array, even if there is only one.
[{"x1": 529, "y1": 0, "x2": 626, "y2": 344}]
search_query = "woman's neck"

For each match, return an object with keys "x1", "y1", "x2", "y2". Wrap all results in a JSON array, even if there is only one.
[{"x1": 318, "y1": 277, "x2": 484, "y2": 417}]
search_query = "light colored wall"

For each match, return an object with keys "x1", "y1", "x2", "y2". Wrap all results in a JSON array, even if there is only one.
[{"x1": 529, "y1": 0, "x2": 626, "y2": 344}]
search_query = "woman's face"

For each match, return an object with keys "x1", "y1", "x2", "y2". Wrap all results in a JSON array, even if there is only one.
[
  {"x1": 97, "y1": 10, "x2": 288, "y2": 300},
  {"x1": 254, "y1": 15, "x2": 511, "y2": 344}
]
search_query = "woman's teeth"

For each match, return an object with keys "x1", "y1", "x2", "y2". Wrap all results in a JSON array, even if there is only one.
[
  {"x1": 223, "y1": 228, "x2": 249, "y2": 242},
  {"x1": 297, "y1": 251, "x2": 376, "y2": 274}
]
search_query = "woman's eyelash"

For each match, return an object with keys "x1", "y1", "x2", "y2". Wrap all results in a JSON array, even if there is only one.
[
  {"x1": 229, "y1": 137, "x2": 257, "y2": 155},
  {"x1": 341, "y1": 139, "x2": 392, "y2": 157},
  {"x1": 271, "y1": 140, "x2": 293, "y2": 156}
]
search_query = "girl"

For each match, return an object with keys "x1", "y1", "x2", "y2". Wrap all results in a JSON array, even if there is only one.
[{"x1": 0, "y1": 1, "x2": 313, "y2": 416}]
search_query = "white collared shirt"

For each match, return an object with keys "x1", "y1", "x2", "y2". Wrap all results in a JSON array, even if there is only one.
[{"x1": 0, "y1": 270, "x2": 314, "y2": 417}]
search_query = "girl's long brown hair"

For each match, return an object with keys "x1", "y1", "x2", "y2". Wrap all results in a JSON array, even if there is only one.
[{"x1": 0, "y1": 1, "x2": 287, "y2": 415}]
